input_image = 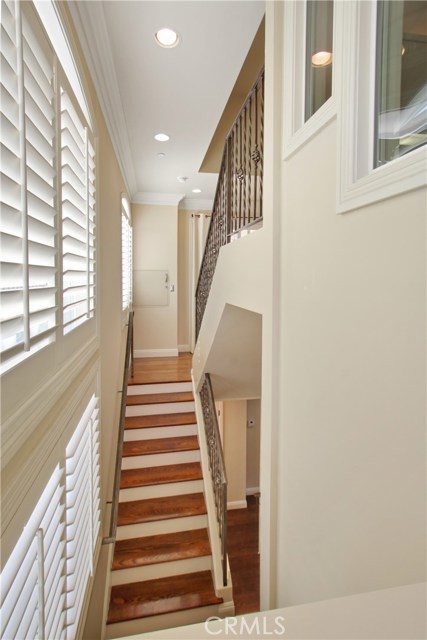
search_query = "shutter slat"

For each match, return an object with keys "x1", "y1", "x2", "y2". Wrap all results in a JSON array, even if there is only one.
[
  {"x1": 1, "y1": 25, "x2": 18, "y2": 74},
  {"x1": 22, "y1": 37, "x2": 53, "y2": 103},
  {"x1": 0, "y1": 57, "x2": 19, "y2": 104}
]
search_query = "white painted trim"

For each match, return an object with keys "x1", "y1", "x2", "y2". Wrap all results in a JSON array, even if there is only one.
[
  {"x1": 283, "y1": 0, "x2": 337, "y2": 160},
  {"x1": 131, "y1": 192, "x2": 185, "y2": 206},
  {"x1": 67, "y1": 2, "x2": 137, "y2": 196},
  {"x1": 178, "y1": 344, "x2": 191, "y2": 353},
  {"x1": 246, "y1": 486, "x2": 260, "y2": 496},
  {"x1": 227, "y1": 500, "x2": 248, "y2": 510},
  {"x1": 1, "y1": 337, "x2": 99, "y2": 467},
  {"x1": 134, "y1": 348, "x2": 179, "y2": 358},
  {"x1": 179, "y1": 198, "x2": 214, "y2": 211},
  {"x1": 336, "y1": 0, "x2": 427, "y2": 214}
]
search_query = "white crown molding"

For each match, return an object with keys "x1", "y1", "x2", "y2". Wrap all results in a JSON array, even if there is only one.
[
  {"x1": 179, "y1": 198, "x2": 214, "y2": 211},
  {"x1": 132, "y1": 192, "x2": 186, "y2": 206},
  {"x1": 68, "y1": 1, "x2": 138, "y2": 196}
]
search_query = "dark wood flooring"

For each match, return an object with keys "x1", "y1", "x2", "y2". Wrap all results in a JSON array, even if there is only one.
[{"x1": 227, "y1": 495, "x2": 260, "y2": 615}]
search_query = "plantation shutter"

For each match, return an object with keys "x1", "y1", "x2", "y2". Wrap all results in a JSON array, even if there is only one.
[
  {"x1": 121, "y1": 197, "x2": 132, "y2": 311},
  {"x1": 0, "y1": 0, "x2": 57, "y2": 362},
  {"x1": 0, "y1": 465, "x2": 65, "y2": 640},
  {"x1": 65, "y1": 394, "x2": 100, "y2": 637},
  {"x1": 61, "y1": 88, "x2": 96, "y2": 335},
  {"x1": 22, "y1": 8, "x2": 57, "y2": 347},
  {"x1": 0, "y1": 0, "x2": 24, "y2": 356}
]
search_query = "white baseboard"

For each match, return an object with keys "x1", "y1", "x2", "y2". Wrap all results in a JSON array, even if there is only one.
[
  {"x1": 178, "y1": 344, "x2": 191, "y2": 353},
  {"x1": 227, "y1": 499, "x2": 247, "y2": 510},
  {"x1": 134, "y1": 349, "x2": 179, "y2": 358},
  {"x1": 246, "y1": 486, "x2": 260, "y2": 496}
]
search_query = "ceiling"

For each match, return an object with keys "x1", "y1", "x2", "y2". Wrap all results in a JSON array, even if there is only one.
[{"x1": 69, "y1": 1, "x2": 265, "y2": 207}]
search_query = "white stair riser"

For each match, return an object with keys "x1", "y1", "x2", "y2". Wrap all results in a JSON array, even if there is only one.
[
  {"x1": 127, "y1": 382, "x2": 193, "y2": 395},
  {"x1": 116, "y1": 514, "x2": 208, "y2": 540},
  {"x1": 126, "y1": 401, "x2": 195, "y2": 417},
  {"x1": 124, "y1": 424, "x2": 197, "y2": 441},
  {"x1": 119, "y1": 479, "x2": 203, "y2": 502},
  {"x1": 106, "y1": 603, "x2": 224, "y2": 639},
  {"x1": 121, "y1": 449, "x2": 200, "y2": 469},
  {"x1": 111, "y1": 554, "x2": 212, "y2": 585}
]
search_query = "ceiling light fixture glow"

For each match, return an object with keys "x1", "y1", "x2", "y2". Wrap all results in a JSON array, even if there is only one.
[
  {"x1": 311, "y1": 51, "x2": 333, "y2": 67},
  {"x1": 154, "y1": 133, "x2": 170, "y2": 142},
  {"x1": 155, "y1": 28, "x2": 180, "y2": 48},
  {"x1": 192, "y1": 188, "x2": 202, "y2": 193}
]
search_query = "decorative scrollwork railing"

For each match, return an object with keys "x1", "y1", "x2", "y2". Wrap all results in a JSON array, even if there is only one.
[
  {"x1": 196, "y1": 69, "x2": 264, "y2": 338},
  {"x1": 200, "y1": 373, "x2": 228, "y2": 587}
]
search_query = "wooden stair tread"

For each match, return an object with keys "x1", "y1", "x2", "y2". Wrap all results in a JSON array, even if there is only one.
[
  {"x1": 117, "y1": 493, "x2": 207, "y2": 526},
  {"x1": 122, "y1": 436, "x2": 199, "y2": 457},
  {"x1": 108, "y1": 570, "x2": 222, "y2": 624},
  {"x1": 121, "y1": 462, "x2": 203, "y2": 488},
  {"x1": 125, "y1": 412, "x2": 197, "y2": 430},
  {"x1": 127, "y1": 391, "x2": 194, "y2": 406},
  {"x1": 112, "y1": 528, "x2": 211, "y2": 570}
]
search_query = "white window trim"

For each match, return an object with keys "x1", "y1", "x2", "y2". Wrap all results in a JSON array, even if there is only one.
[
  {"x1": 336, "y1": 0, "x2": 427, "y2": 214},
  {"x1": 283, "y1": 0, "x2": 337, "y2": 160},
  {"x1": 121, "y1": 193, "x2": 132, "y2": 318}
]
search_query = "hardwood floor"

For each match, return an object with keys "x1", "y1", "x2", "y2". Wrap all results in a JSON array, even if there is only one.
[
  {"x1": 227, "y1": 496, "x2": 260, "y2": 615},
  {"x1": 129, "y1": 353, "x2": 193, "y2": 384}
]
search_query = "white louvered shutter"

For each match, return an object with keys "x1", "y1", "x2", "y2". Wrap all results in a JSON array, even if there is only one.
[
  {"x1": 22, "y1": 8, "x2": 57, "y2": 348},
  {"x1": 65, "y1": 394, "x2": 100, "y2": 638},
  {"x1": 61, "y1": 88, "x2": 95, "y2": 335},
  {"x1": 0, "y1": 0, "x2": 57, "y2": 365},
  {"x1": 121, "y1": 197, "x2": 132, "y2": 310},
  {"x1": 0, "y1": 0, "x2": 24, "y2": 357},
  {"x1": 0, "y1": 465, "x2": 65, "y2": 640}
]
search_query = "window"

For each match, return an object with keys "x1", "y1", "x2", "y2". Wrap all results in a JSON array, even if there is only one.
[
  {"x1": 337, "y1": 0, "x2": 427, "y2": 212},
  {"x1": 283, "y1": 0, "x2": 337, "y2": 158},
  {"x1": 0, "y1": 394, "x2": 100, "y2": 640},
  {"x1": 0, "y1": 0, "x2": 96, "y2": 371},
  {"x1": 121, "y1": 195, "x2": 132, "y2": 311},
  {"x1": 305, "y1": 0, "x2": 334, "y2": 121},
  {"x1": 374, "y1": 1, "x2": 427, "y2": 167}
]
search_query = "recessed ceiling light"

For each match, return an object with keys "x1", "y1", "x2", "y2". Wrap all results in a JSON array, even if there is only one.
[
  {"x1": 154, "y1": 133, "x2": 170, "y2": 142},
  {"x1": 192, "y1": 188, "x2": 202, "y2": 194},
  {"x1": 311, "y1": 51, "x2": 333, "y2": 67},
  {"x1": 155, "y1": 28, "x2": 180, "y2": 48}
]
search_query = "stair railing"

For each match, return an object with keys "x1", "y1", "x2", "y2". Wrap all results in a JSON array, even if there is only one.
[
  {"x1": 102, "y1": 310, "x2": 134, "y2": 545},
  {"x1": 196, "y1": 68, "x2": 264, "y2": 339},
  {"x1": 199, "y1": 373, "x2": 228, "y2": 586}
]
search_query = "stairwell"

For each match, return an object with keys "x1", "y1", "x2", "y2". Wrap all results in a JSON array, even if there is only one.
[{"x1": 106, "y1": 370, "x2": 229, "y2": 638}]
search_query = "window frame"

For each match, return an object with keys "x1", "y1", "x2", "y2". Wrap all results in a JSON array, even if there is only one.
[
  {"x1": 336, "y1": 0, "x2": 427, "y2": 214},
  {"x1": 283, "y1": 0, "x2": 337, "y2": 159},
  {"x1": 0, "y1": 0, "x2": 97, "y2": 374}
]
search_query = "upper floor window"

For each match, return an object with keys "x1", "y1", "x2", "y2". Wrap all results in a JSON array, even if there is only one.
[
  {"x1": 305, "y1": 0, "x2": 334, "y2": 121},
  {"x1": 337, "y1": 0, "x2": 427, "y2": 212},
  {"x1": 374, "y1": 0, "x2": 427, "y2": 167},
  {"x1": 0, "y1": 0, "x2": 96, "y2": 372}
]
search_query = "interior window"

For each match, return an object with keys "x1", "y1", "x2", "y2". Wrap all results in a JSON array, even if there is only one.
[
  {"x1": 305, "y1": 0, "x2": 334, "y2": 121},
  {"x1": 375, "y1": 0, "x2": 427, "y2": 166}
]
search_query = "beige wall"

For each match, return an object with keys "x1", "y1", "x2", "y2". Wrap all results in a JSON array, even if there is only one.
[
  {"x1": 132, "y1": 204, "x2": 178, "y2": 354},
  {"x1": 223, "y1": 400, "x2": 247, "y2": 508},
  {"x1": 246, "y1": 399, "x2": 261, "y2": 493},
  {"x1": 263, "y1": 0, "x2": 426, "y2": 610}
]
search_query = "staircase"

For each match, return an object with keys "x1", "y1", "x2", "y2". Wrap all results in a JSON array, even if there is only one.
[{"x1": 106, "y1": 374, "x2": 227, "y2": 638}]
